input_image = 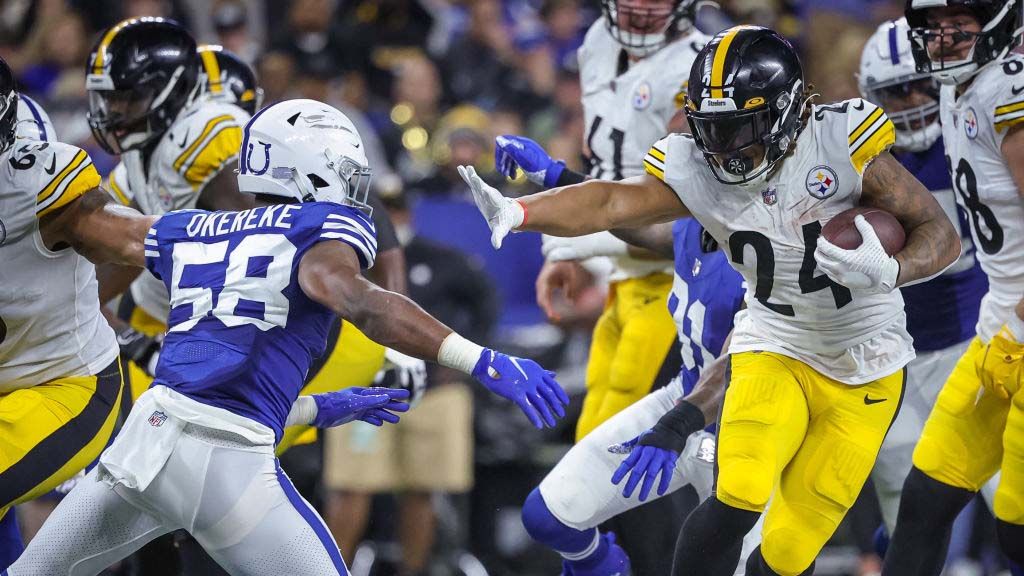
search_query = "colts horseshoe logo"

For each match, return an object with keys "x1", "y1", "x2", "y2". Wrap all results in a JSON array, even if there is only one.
[{"x1": 245, "y1": 141, "x2": 272, "y2": 176}]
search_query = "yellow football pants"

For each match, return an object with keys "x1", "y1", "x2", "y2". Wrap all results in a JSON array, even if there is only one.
[
  {"x1": 0, "y1": 359, "x2": 123, "y2": 519},
  {"x1": 576, "y1": 273, "x2": 678, "y2": 441},
  {"x1": 913, "y1": 336, "x2": 1024, "y2": 524},
  {"x1": 126, "y1": 306, "x2": 385, "y2": 455},
  {"x1": 716, "y1": 351, "x2": 905, "y2": 576}
]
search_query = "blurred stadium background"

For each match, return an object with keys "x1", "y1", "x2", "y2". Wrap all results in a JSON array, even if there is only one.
[{"x1": 0, "y1": 1, "x2": 1013, "y2": 575}]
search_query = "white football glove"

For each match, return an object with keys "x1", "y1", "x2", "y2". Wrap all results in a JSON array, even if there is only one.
[
  {"x1": 814, "y1": 215, "x2": 900, "y2": 294},
  {"x1": 374, "y1": 348, "x2": 428, "y2": 405},
  {"x1": 458, "y1": 165, "x2": 524, "y2": 249},
  {"x1": 542, "y1": 232, "x2": 629, "y2": 262}
]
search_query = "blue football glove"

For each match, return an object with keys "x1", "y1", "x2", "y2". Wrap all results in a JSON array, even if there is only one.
[
  {"x1": 312, "y1": 387, "x2": 410, "y2": 428},
  {"x1": 494, "y1": 135, "x2": 565, "y2": 188},
  {"x1": 610, "y1": 430, "x2": 680, "y2": 502},
  {"x1": 472, "y1": 349, "x2": 570, "y2": 429}
]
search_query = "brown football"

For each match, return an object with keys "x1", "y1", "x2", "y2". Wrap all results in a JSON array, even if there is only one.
[{"x1": 821, "y1": 207, "x2": 906, "y2": 256}]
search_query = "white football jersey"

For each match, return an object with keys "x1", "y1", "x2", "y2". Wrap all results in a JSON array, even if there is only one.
[
  {"x1": 938, "y1": 54, "x2": 1024, "y2": 342},
  {"x1": 0, "y1": 140, "x2": 118, "y2": 390},
  {"x1": 577, "y1": 19, "x2": 708, "y2": 280},
  {"x1": 645, "y1": 99, "x2": 914, "y2": 384},
  {"x1": 115, "y1": 98, "x2": 249, "y2": 324}
]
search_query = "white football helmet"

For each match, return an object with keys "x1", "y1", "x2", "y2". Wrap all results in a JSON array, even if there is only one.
[
  {"x1": 15, "y1": 94, "x2": 56, "y2": 142},
  {"x1": 237, "y1": 99, "x2": 372, "y2": 211},
  {"x1": 859, "y1": 18, "x2": 942, "y2": 153}
]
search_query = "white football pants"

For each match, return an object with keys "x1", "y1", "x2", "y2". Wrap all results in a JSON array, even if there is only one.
[
  {"x1": 8, "y1": 398, "x2": 347, "y2": 576},
  {"x1": 538, "y1": 375, "x2": 762, "y2": 575}
]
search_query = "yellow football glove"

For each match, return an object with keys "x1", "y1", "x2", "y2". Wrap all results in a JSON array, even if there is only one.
[{"x1": 975, "y1": 326, "x2": 1024, "y2": 400}]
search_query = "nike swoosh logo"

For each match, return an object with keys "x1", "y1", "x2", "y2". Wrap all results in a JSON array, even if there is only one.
[
  {"x1": 175, "y1": 128, "x2": 190, "y2": 149},
  {"x1": 1012, "y1": 85, "x2": 1024, "y2": 96},
  {"x1": 863, "y1": 394, "x2": 887, "y2": 405},
  {"x1": 43, "y1": 155, "x2": 56, "y2": 175}
]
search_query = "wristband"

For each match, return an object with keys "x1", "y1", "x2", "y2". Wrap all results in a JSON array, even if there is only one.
[
  {"x1": 639, "y1": 400, "x2": 706, "y2": 453},
  {"x1": 543, "y1": 160, "x2": 567, "y2": 188},
  {"x1": 516, "y1": 200, "x2": 528, "y2": 227},
  {"x1": 285, "y1": 396, "x2": 318, "y2": 427},
  {"x1": 554, "y1": 166, "x2": 587, "y2": 187},
  {"x1": 437, "y1": 332, "x2": 486, "y2": 375}
]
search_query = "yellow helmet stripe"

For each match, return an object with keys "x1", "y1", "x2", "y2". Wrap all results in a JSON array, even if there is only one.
[
  {"x1": 710, "y1": 26, "x2": 752, "y2": 99},
  {"x1": 91, "y1": 19, "x2": 138, "y2": 75},
  {"x1": 200, "y1": 49, "x2": 223, "y2": 94}
]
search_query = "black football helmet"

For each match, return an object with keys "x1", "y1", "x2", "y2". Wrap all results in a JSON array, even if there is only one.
[
  {"x1": 685, "y1": 26, "x2": 805, "y2": 186},
  {"x1": 905, "y1": 0, "x2": 1022, "y2": 85},
  {"x1": 86, "y1": 17, "x2": 199, "y2": 155},
  {"x1": 197, "y1": 45, "x2": 263, "y2": 116},
  {"x1": 600, "y1": 0, "x2": 698, "y2": 57},
  {"x1": 0, "y1": 56, "x2": 18, "y2": 154}
]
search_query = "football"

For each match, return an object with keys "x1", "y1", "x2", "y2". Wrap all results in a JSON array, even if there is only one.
[{"x1": 821, "y1": 207, "x2": 906, "y2": 256}]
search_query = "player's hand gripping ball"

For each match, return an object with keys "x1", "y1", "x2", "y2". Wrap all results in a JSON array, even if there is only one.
[{"x1": 816, "y1": 208, "x2": 905, "y2": 294}]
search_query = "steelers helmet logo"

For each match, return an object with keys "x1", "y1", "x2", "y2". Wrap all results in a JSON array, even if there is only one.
[{"x1": 805, "y1": 165, "x2": 839, "y2": 199}]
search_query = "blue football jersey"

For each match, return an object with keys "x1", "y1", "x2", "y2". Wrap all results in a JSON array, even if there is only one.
[
  {"x1": 894, "y1": 138, "x2": 988, "y2": 352},
  {"x1": 144, "y1": 202, "x2": 377, "y2": 440},
  {"x1": 667, "y1": 218, "x2": 745, "y2": 396}
]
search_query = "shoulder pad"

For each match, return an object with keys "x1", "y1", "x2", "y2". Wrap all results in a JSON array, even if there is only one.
[
  {"x1": 168, "y1": 102, "x2": 244, "y2": 190},
  {"x1": 839, "y1": 98, "x2": 895, "y2": 175},
  {"x1": 988, "y1": 55, "x2": 1024, "y2": 133},
  {"x1": 317, "y1": 203, "x2": 378, "y2": 270},
  {"x1": 7, "y1": 140, "x2": 100, "y2": 218}
]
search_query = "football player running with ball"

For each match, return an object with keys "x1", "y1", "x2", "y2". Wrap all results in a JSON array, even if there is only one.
[
  {"x1": 8, "y1": 100, "x2": 568, "y2": 576},
  {"x1": 883, "y1": 1, "x2": 1024, "y2": 572},
  {"x1": 462, "y1": 26, "x2": 960, "y2": 576}
]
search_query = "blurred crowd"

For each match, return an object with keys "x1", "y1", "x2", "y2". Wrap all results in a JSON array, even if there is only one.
[{"x1": 3, "y1": 1, "x2": 1009, "y2": 575}]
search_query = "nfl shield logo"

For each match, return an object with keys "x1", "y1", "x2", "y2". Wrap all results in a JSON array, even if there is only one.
[
  {"x1": 148, "y1": 410, "x2": 168, "y2": 427},
  {"x1": 761, "y1": 186, "x2": 777, "y2": 206}
]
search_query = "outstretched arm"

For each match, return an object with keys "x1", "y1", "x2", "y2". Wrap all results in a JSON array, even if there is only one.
[
  {"x1": 298, "y1": 241, "x2": 570, "y2": 429},
  {"x1": 860, "y1": 152, "x2": 960, "y2": 286},
  {"x1": 39, "y1": 188, "x2": 157, "y2": 268},
  {"x1": 459, "y1": 166, "x2": 688, "y2": 248}
]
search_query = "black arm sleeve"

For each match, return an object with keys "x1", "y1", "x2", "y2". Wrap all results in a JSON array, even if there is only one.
[
  {"x1": 367, "y1": 192, "x2": 399, "y2": 252},
  {"x1": 554, "y1": 167, "x2": 587, "y2": 187}
]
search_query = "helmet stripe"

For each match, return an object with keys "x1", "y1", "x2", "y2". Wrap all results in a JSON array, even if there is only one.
[
  {"x1": 711, "y1": 26, "x2": 756, "y2": 98},
  {"x1": 710, "y1": 28, "x2": 741, "y2": 98},
  {"x1": 91, "y1": 18, "x2": 138, "y2": 75},
  {"x1": 888, "y1": 23, "x2": 900, "y2": 65},
  {"x1": 199, "y1": 49, "x2": 223, "y2": 94}
]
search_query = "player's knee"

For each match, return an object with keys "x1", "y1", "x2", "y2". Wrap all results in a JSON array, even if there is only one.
[
  {"x1": 761, "y1": 535, "x2": 818, "y2": 576},
  {"x1": 899, "y1": 467, "x2": 975, "y2": 528},
  {"x1": 717, "y1": 459, "x2": 773, "y2": 511},
  {"x1": 747, "y1": 545, "x2": 815, "y2": 576},
  {"x1": 995, "y1": 485, "x2": 1024, "y2": 526},
  {"x1": 521, "y1": 488, "x2": 596, "y2": 554}
]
